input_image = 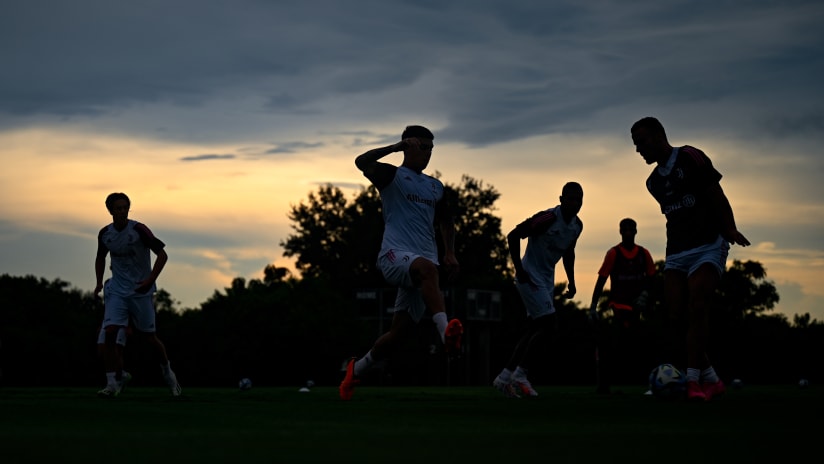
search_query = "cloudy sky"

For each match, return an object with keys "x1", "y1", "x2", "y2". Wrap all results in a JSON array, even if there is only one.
[{"x1": 2, "y1": 0, "x2": 822, "y2": 322}]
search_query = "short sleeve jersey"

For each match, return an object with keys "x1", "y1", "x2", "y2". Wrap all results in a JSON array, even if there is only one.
[
  {"x1": 377, "y1": 166, "x2": 444, "y2": 263},
  {"x1": 98, "y1": 219, "x2": 165, "y2": 296},
  {"x1": 646, "y1": 145, "x2": 723, "y2": 255},
  {"x1": 518, "y1": 205, "x2": 583, "y2": 286}
]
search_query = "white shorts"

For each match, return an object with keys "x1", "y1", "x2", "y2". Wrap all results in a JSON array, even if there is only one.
[
  {"x1": 665, "y1": 235, "x2": 729, "y2": 277},
  {"x1": 102, "y1": 281, "x2": 157, "y2": 333},
  {"x1": 377, "y1": 249, "x2": 430, "y2": 323},
  {"x1": 515, "y1": 280, "x2": 556, "y2": 318}
]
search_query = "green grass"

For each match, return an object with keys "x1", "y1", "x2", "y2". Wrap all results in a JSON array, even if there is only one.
[{"x1": 1, "y1": 385, "x2": 819, "y2": 463}]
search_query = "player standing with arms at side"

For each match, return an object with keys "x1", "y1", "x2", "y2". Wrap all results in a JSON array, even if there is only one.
[
  {"x1": 631, "y1": 117, "x2": 750, "y2": 401},
  {"x1": 94, "y1": 192, "x2": 181, "y2": 397},
  {"x1": 588, "y1": 217, "x2": 656, "y2": 394},
  {"x1": 339, "y1": 125, "x2": 463, "y2": 400},
  {"x1": 493, "y1": 182, "x2": 583, "y2": 398}
]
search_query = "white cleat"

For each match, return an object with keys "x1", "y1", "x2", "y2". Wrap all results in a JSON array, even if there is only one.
[
  {"x1": 493, "y1": 376, "x2": 521, "y2": 398},
  {"x1": 163, "y1": 369, "x2": 182, "y2": 397}
]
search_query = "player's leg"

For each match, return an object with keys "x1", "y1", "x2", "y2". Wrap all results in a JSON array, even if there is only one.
[
  {"x1": 688, "y1": 262, "x2": 725, "y2": 399},
  {"x1": 340, "y1": 309, "x2": 415, "y2": 400},
  {"x1": 408, "y1": 257, "x2": 463, "y2": 352},
  {"x1": 97, "y1": 291, "x2": 129, "y2": 397},
  {"x1": 130, "y1": 296, "x2": 181, "y2": 396},
  {"x1": 664, "y1": 268, "x2": 704, "y2": 400},
  {"x1": 97, "y1": 324, "x2": 127, "y2": 397}
]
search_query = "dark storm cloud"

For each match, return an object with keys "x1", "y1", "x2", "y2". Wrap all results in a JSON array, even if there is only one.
[
  {"x1": 180, "y1": 154, "x2": 236, "y2": 162},
  {"x1": 2, "y1": 0, "x2": 823, "y2": 147},
  {"x1": 264, "y1": 141, "x2": 324, "y2": 154}
]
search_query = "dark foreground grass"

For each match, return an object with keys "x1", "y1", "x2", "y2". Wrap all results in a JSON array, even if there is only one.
[{"x1": 1, "y1": 384, "x2": 819, "y2": 463}]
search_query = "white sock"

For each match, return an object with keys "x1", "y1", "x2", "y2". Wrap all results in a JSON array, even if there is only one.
[
  {"x1": 701, "y1": 366, "x2": 719, "y2": 383},
  {"x1": 106, "y1": 372, "x2": 118, "y2": 387},
  {"x1": 497, "y1": 368, "x2": 513, "y2": 382},
  {"x1": 160, "y1": 361, "x2": 172, "y2": 376},
  {"x1": 432, "y1": 312, "x2": 448, "y2": 343},
  {"x1": 686, "y1": 368, "x2": 700, "y2": 382},
  {"x1": 354, "y1": 351, "x2": 374, "y2": 377},
  {"x1": 514, "y1": 366, "x2": 529, "y2": 379}
]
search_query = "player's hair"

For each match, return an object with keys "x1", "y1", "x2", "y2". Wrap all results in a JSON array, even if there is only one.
[
  {"x1": 619, "y1": 218, "x2": 637, "y2": 229},
  {"x1": 631, "y1": 117, "x2": 668, "y2": 140},
  {"x1": 105, "y1": 192, "x2": 130, "y2": 212},
  {"x1": 561, "y1": 181, "x2": 583, "y2": 196},
  {"x1": 401, "y1": 125, "x2": 434, "y2": 140}
]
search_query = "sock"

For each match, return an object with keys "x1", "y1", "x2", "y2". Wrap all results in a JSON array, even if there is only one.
[
  {"x1": 354, "y1": 351, "x2": 374, "y2": 377},
  {"x1": 497, "y1": 368, "x2": 513, "y2": 382},
  {"x1": 433, "y1": 312, "x2": 448, "y2": 343},
  {"x1": 513, "y1": 366, "x2": 529, "y2": 380},
  {"x1": 701, "y1": 366, "x2": 719, "y2": 383},
  {"x1": 160, "y1": 361, "x2": 172, "y2": 376},
  {"x1": 686, "y1": 368, "x2": 700, "y2": 382},
  {"x1": 106, "y1": 372, "x2": 118, "y2": 388}
]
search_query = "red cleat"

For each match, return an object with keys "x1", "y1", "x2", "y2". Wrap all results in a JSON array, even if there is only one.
[
  {"x1": 702, "y1": 380, "x2": 726, "y2": 401},
  {"x1": 686, "y1": 380, "x2": 707, "y2": 402},
  {"x1": 444, "y1": 319, "x2": 463, "y2": 354},
  {"x1": 339, "y1": 358, "x2": 359, "y2": 401}
]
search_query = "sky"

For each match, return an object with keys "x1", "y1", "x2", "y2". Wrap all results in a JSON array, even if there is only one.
[{"x1": 2, "y1": 0, "x2": 823, "y2": 323}]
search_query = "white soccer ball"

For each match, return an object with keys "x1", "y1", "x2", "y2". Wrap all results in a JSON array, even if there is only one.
[
  {"x1": 799, "y1": 378, "x2": 809, "y2": 388},
  {"x1": 238, "y1": 378, "x2": 253, "y2": 390},
  {"x1": 648, "y1": 363, "x2": 687, "y2": 399}
]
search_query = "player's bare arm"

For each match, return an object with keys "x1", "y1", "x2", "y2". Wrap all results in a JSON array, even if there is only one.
[
  {"x1": 436, "y1": 200, "x2": 460, "y2": 280},
  {"x1": 136, "y1": 247, "x2": 168, "y2": 294},
  {"x1": 507, "y1": 225, "x2": 534, "y2": 286},
  {"x1": 561, "y1": 242, "x2": 577, "y2": 299},
  {"x1": 708, "y1": 184, "x2": 751, "y2": 247},
  {"x1": 93, "y1": 242, "x2": 108, "y2": 297},
  {"x1": 355, "y1": 142, "x2": 401, "y2": 171}
]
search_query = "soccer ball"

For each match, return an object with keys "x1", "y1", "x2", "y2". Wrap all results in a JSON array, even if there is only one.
[
  {"x1": 238, "y1": 378, "x2": 253, "y2": 390},
  {"x1": 648, "y1": 363, "x2": 687, "y2": 399}
]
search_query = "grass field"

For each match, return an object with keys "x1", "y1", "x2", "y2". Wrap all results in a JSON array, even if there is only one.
[{"x1": 1, "y1": 384, "x2": 819, "y2": 463}]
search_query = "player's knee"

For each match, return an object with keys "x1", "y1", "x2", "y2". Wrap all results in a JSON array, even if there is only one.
[
  {"x1": 410, "y1": 259, "x2": 439, "y2": 285},
  {"x1": 100, "y1": 325, "x2": 127, "y2": 346}
]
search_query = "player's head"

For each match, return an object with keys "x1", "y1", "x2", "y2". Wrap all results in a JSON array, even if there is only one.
[
  {"x1": 559, "y1": 182, "x2": 583, "y2": 218},
  {"x1": 402, "y1": 125, "x2": 434, "y2": 140},
  {"x1": 401, "y1": 125, "x2": 435, "y2": 173},
  {"x1": 619, "y1": 217, "x2": 637, "y2": 231},
  {"x1": 619, "y1": 218, "x2": 637, "y2": 241},
  {"x1": 631, "y1": 117, "x2": 671, "y2": 165},
  {"x1": 105, "y1": 192, "x2": 130, "y2": 213}
]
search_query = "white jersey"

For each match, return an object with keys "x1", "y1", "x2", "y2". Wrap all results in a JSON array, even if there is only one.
[
  {"x1": 98, "y1": 219, "x2": 165, "y2": 297},
  {"x1": 521, "y1": 205, "x2": 582, "y2": 286},
  {"x1": 379, "y1": 166, "x2": 444, "y2": 263}
]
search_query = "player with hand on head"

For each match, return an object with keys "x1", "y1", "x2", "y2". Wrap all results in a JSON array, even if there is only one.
[
  {"x1": 94, "y1": 192, "x2": 181, "y2": 398},
  {"x1": 631, "y1": 117, "x2": 750, "y2": 401},
  {"x1": 588, "y1": 217, "x2": 656, "y2": 394},
  {"x1": 339, "y1": 125, "x2": 463, "y2": 401},
  {"x1": 493, "y1": 182, "x2": 584, "y2": 398}
]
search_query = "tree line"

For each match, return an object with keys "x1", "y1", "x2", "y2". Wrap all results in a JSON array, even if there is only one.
[{"x1": 1, "y1": 176, "x2": 820, "y2": 388}]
